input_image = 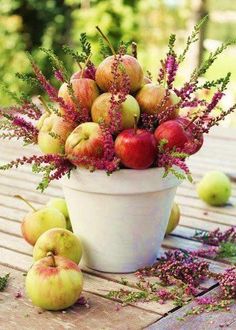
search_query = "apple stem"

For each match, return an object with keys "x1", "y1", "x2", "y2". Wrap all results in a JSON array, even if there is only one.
[
  {"x1": 14, "y1": 195, "x2": 37, "y2": 211},
  {"x1": 81, "y1": 53, "x2": 92, "y2": 77},
  {"x1": 134, "y1": 114, "x2": 138, "y2": 134},
  {"x1": 38, "y1": 95, "x2": 51, "y2": 114},
  {"x1": 96, "y1": 26, "x2": 116, "y2": 56},
  {"x1": 131, "y1": 42, "x2": 137, "y2": 59},
  {"x1": 47, "y1": 252, "x2": 56, "y2": 267},
  {"x1": 78, "y1": 62, "x2": 83, "y2": 70}
]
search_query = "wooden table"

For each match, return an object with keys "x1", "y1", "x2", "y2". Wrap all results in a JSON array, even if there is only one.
[{"x1": 0, "y1": 127, "x2": 235, "y2": 330}]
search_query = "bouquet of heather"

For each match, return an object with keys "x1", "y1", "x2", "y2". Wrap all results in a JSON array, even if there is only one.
[{"x1": 0, "y1": 18, "x2": 235, "y2": 272}]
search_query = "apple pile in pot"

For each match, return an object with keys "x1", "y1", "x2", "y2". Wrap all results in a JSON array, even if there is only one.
[{"x1": 0, "y1": 23, "x2": 235, "y2": 190}]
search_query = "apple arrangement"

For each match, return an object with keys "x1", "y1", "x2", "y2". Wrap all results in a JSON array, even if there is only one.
[
  {"x1": 0, "y1": 20, "x2": 236, "y2": 272},
  {"x1": 25, "y1": 253, "x2": 83, "y2": 310}
]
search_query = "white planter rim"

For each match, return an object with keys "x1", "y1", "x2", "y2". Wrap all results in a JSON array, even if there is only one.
[{"x1": 62, "y1": 166, "x2": 182, "y2": 195}]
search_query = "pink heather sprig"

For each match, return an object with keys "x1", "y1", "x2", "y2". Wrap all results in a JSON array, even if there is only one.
[
  {"x1": 108, "y1": 47, "x2": 130, "y2": 133},
  {"x1": 84, "y1": 63, "x2": 96, "y2": 80},
  {"x1": 175, "y1": 83, "x2": 196, "y2": 101},
  {"x1": 141, "y1": 113, "x2": 159, "y2": 132},
  {"x1": 100, "y1": 123, "x2": 115, "y2": 162},
  {"x1": 194, "y1": 227, "x2": 236, "y2": 246},
  {"x1": 54, "y1": 70, "x2": 64, "y2": 82},
  {"x1": 70, "y1": 154, "x2": 119, "y2": 174},
  {"x1": 157, "y1": 152, "x2": 191, "y2": 179},
  {"x1": 157, "y1": 59, "x2": 166, "y2": 85},
  {"x1": 218, "y1": 268, "x2": 236, "y2": 299},
  {"x1": 30, "y1": 57, "x2": 79, "y2": 123},
  {"x1": 158, "y1": 101, "x2": 180, "y2": 124},
  {"x1": 136, "y1": 250, "x2": 210, "y2": 287},
  {"x1": 165, "y1": 54, "x2": 178, "y2": 89},
  {"x1": 196, "y1": 296, "x2": 217, "y2": 305}
]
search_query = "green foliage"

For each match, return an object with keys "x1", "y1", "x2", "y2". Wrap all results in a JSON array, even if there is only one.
[{"x1": 0, "y1": 273, "x2": 10, "y2": 291}]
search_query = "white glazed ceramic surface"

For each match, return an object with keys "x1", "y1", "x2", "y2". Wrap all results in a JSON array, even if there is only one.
[{"x1": 62, "y1": 168, "x2": 181, "y2": 273}]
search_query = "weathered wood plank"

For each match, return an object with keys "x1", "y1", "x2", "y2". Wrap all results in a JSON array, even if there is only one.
[
  {"x1": 0, "y1": 265, "x2": 160, "y2": 330},
  {"x1": 146, "y1": 288, "x2": 236, "y2": 330}
]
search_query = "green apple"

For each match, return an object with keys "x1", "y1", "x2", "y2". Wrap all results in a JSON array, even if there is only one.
[
  {"x1": 37, "y1": 114, "x2": 75, "y2": 154},
  {"x1": 47, "y1": 198, "x2": 72, "y2": 231},
  {"x1": 16, "y1": 195, "x2": 67, "y2": 246},
  {"x1": 197, "y1": 171, "x2": 231, "y2": 206},
  {"x1": 25, "y1": 254, "x2": 83, "y2": 310},
  {"x1": 91, "y1": 92, "x2": 140, "y2": 131},
  {"x1": 165, "y1": 202, "x2": 180, "y2": 235},
  {"x1": 33, "y1": 228, "x2": 83, "y2": 264}
]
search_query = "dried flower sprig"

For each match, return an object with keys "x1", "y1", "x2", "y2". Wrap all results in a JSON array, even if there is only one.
[{"x1": 194, "y1": 227, "x2": 236, "y2": 246}]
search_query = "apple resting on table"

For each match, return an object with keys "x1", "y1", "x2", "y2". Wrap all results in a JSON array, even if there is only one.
[
  {"x1": 91, "y1": 92, "x2": 140, "y2": 131},
  {"x1": 25, "y1": 254, "x2": 83, "y2": 311},
  {"x1": 33, "y1": 228, "x2": 83, "y2": 264},
  {"x1": 95, "y1": 54, "x2": 144, "y2": 93},
  {"x1": 16, "y1": 195, "x2": 66, "y2": 246},
  {"x1": 47, "y1": 198, "x2": 72, "y2": 231},
  {"x1": 165, "y1": 202, "x2": 181, "y2": 235},
  {"x1": 65, "y1": 122, "x2": 104, "y2": 166}
]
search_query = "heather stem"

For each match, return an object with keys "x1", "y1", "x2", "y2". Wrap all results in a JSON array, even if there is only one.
[
  {"x1": 38, "y1": 95, "x2": 51, "y2": 114},
  {"x1": 131, "y1": 42, "x2": 137, "y2": 58},
  {"x1": 96, "y1": 26, "x2": 116, "y2": 56},
  {"x1": 47, "y1": 252, "x2": 56, "y2": 267},
  {"x1": 134, "y1": 114, "x2": 138, "y2": 134},
  {"x1": 81, "y1": 53, "x2": 92, "y2": 77},
  {"x1": 14, "y1": 195, "x2": 37, "y2": 211}
]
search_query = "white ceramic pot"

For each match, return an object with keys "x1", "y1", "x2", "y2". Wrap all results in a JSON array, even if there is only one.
[{"x1": 62, "y1": 167, "x2": 181, "y2": 273}]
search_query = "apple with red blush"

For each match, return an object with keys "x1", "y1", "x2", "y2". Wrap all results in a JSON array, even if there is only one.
[
  {"x1": 135, "y1": 83, "x2": 179, "y2": 117},
  {"x1": 154, "y1": 117, "x2": 203, "y2": 155},
  {"x1": 95, "y1": 54, "x2": 144, "y2": 93},
  {"x1": 70, "y1": 65, "x2": 96, "y2": 81},
  {"x1": 58, "y1": 78, "x2": 99, "y2": 116},
  {"x1": 115, "y1": 118, "x2": 156, "y2": 169},
  {"x1": 65, "y1": 122, "x2": 104, "y2": 166},
  {"x1": 25, "y1": 253, "x2": 83, "y2": 310}
]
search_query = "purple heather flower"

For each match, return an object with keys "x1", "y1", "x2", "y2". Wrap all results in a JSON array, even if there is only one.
[{"x1": 54, "y1": 70, "x2": 64, "y2": 82}]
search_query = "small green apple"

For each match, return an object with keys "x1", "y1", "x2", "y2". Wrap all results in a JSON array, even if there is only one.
[
  {"x1": 16, "y1": 194, "x2": 67, "y2": 246},
  {"x1": 165, "y1": 202, "x2": 180, "y2": 235},
  {"x1": 25, "y1": 254, "x2": 83, "y2": 310},
  {"x1": 33, "y1": 228, "x2": 83, "y2": 264},
  {"x1": 47, "y1": 198, "x2": 72, "y2": 231},
  {"x1": 197, "y1": 171, "x2": 231, "y2": 206}
]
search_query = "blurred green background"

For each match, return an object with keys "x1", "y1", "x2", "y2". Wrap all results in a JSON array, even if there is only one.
[{"x1": 0, "y1": 0, "x2": 236, "y2": 124}]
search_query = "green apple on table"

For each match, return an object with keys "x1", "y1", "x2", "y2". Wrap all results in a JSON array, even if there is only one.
[
  {"x1": 15, "y1": 195, "x2": 66, "y2": 246},
  {"x1": 165, "y1": 202, "x2": 180, "y2": 235},
  {"x1": 197, "y1": 171, "x2": 231, "y2": 206},
  {"x1": 33, "y1": 228, "x2": 83, "y2": 264},
  {"x1": 25, "y1": 253, "x2": 83, "y2": 310},
  {"x1": 47, "y1": 198, "x2": 72, "y2": 231}
]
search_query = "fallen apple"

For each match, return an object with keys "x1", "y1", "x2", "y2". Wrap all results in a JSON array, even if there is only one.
[
  {"x1": 37, "y1": 114, "x2": 76, "y2": 154},
  {"x1": 95, "y1": 54, "x2": 144, "y2": 93},
  {"x1": 91, "y1": 92, "x2": 140, "y2": 131},
  {"x1": 165, "y1": 202, "x2": 180, "y2": 235},
  {"x1": 47, "y1": 198, "x2": 72, "y2": 231},
  {"x1": 65, "y1": 122, "x2": 104, "y2": 166},
  {"x1": 25, "y1": 253, "x2": 83, "y2": 310},
  {"x1": 33, "y1": 228, "x2": 83, "y2": 264},
  {"x1": 16, "y1": 195, "x2": 66, "y2": 246},
  {"x1": 197, "y1": 171, "x2": 231, "y2": 206}
]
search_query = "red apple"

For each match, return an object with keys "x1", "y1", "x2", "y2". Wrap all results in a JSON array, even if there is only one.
[
  {"x1": 95, "y1": 55, "x2": 144, "y2": 93},
  {"x1": 65, "y1": 122, "x2": 104, "y2": 166},
  {"x1": 25, "y1": 254, "x2": 83, "y2": 310},
  {"x1": 154, "y1": 117, "x2": 203, "y2": 154},
  {"x1": 135, "y1": 83, "x2": 179, "y2": 117},
  {"x1": 58, "y1": 78, "x2": 100, "y2": 116},
  {"x1": 37, "y1": 114, "x2": 76, "y2": 154},
  {"x1": 91, "y1": 92, "x2": 140, "y2": 131},
  {"x1": 154, "y1": 119, "x2": 189, "y2": 151},
  {"x1": 115, "y1": 128, "x2": 156, "y2": 169}
]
